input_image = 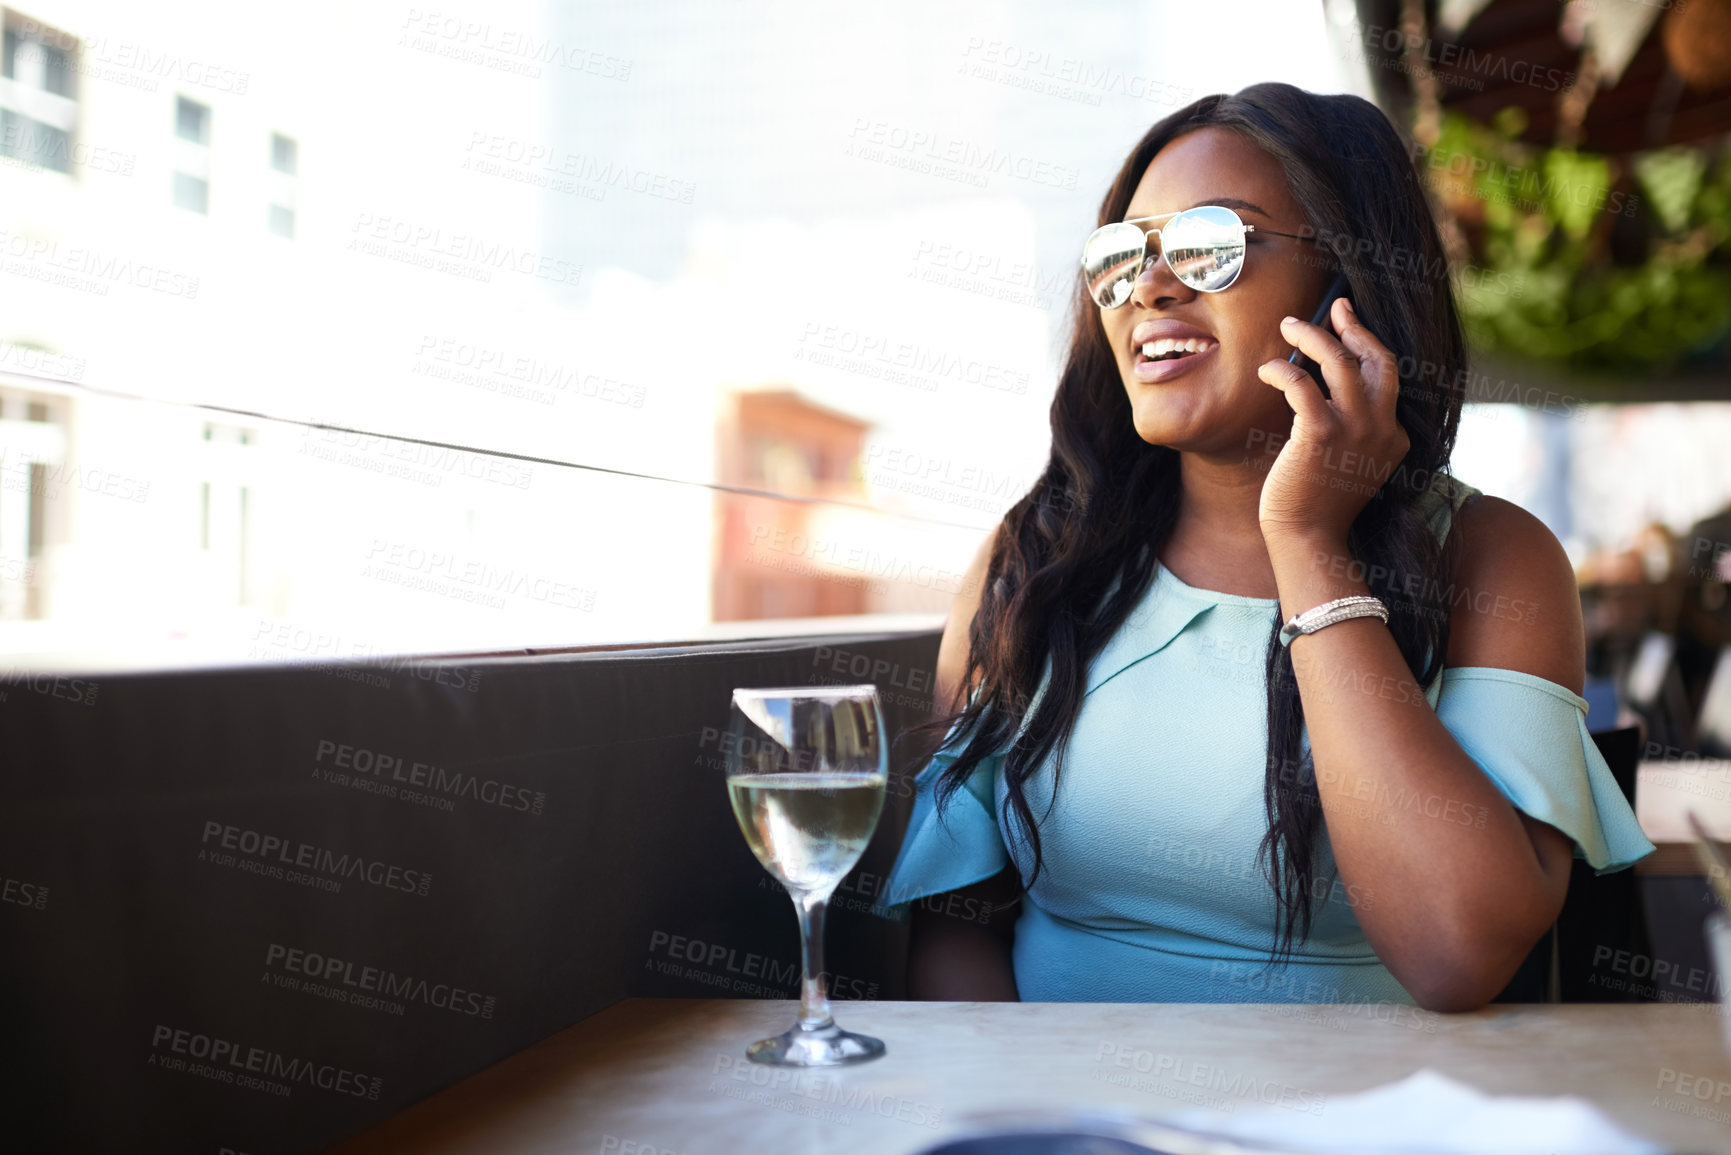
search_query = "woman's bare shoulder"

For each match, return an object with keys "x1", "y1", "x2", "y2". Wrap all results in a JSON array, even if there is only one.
[{"x1": 1443, "y1": 495, "x2": 1584, "y2": 693}]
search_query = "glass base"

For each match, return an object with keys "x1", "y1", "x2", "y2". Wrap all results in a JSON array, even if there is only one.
[{"x1": 746, "y1": 1018, "x2": 886, "y2": 1067}]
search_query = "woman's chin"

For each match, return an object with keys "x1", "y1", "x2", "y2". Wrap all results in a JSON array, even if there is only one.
[
  {"x1": 1130, "y1": 419, "x2": 1190, "y2": 449},
  {"x1": 1127, "y1": 394, "x2": 1199, "y2": 449}
]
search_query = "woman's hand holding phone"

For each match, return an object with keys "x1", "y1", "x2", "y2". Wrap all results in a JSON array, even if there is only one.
[{"x1": 1255, "y1": 293, "x2": 1411, "y2": 555}]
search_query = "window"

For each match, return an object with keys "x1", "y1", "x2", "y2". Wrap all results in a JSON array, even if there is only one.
[
  {"x1": 198, "y1": 424, "x2": 256, "y2": 605},
  {"x1": 267, "y1": 132, "x2": 297, "y2": 238},
  {"x1": 172, "y1": 171, "x2": 209, "y2": 214},
  {"x1": 9, "y1": 3, "x2": 1729, "y2": 670},
  {"x1": 3, "y1": 28, "x2": 70, "y2": 98},
  {"x1": 4, "y1": 28, "x2": 74, "y2": 97},
  {"x1": 270, "y1": 132, "x2": 297, "y2": 175},
  {"x1": 175, "y1": 96, "x2": 209, "y2": 144},
  {"x1": 171, "y1": 96, "x2": 210, "y2": 214},
  {"x1": 0, "y1": 17, "x2": 78, "y2": 174},
  {"x1": 0, "y1": 108, "x2": 70, "y2": 173},
  {"x1": 25, "y1": 404, "x2": 48, "y2": 582},
  {"x1": 0, "y1": 388, "x2": 66, "y2": 621}
]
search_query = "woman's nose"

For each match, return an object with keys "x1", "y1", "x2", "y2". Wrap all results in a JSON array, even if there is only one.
[{"x1": 1130, "y1": 246, "x2": 1191, "y2": 309}]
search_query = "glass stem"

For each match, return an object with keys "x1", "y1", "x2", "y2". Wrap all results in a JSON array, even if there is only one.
[{"x1": 794, "y1": 890, "x2": 833, "y2": 1030}]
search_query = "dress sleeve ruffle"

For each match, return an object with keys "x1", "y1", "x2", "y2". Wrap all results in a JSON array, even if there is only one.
[
  {"x1": 1436, "y1": 667, "x2": 1655, "y2": 873},
  {"x1": 877, "y1": 718, "x2": 1010, "y2": 920}
]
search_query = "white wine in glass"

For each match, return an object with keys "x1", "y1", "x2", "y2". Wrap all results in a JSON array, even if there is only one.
[{"x1": 725, "y1": 685, "x2": 888, "y2": 1066}]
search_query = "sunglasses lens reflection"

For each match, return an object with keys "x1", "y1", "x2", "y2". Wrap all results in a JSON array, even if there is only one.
[
  {"x1": 1081, "y1": 222, "x2": 1148, "y2": 309},
  {"x1": 1162, "y1": 206, "x2": 1247, "y2": 293},
  {"x1": 1081, "y1": 206, "x2": 1247, "y2": 305}
]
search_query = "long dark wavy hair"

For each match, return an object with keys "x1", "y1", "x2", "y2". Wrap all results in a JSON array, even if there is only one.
[{"x1": 915, "y1": 83, "x2": 1468, "y2": 961}]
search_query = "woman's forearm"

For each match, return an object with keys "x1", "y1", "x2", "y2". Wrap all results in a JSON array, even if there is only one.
[
  {"x1": 1263, "y1": 531, "x2": 1569, "y2": 1010},
  {"x1": 905, "y1": 868, "x2": 1021, "y2": 1001},
  {"x1": 907, "y1": 913, "x2": 1019, "y2": 1000}
]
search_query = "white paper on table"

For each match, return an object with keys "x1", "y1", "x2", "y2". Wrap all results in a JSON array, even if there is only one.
[{"x1": 1160, "y1": 1069, "x2": 1662, "y2": 1155}]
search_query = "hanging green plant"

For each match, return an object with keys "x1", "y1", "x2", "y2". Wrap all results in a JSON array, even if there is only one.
[{"x1": 1421, "y1": 110, "x2": 1731, "y2": 372}]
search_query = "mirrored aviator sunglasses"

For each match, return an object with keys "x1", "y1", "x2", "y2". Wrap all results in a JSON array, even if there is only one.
[{"x1": 1081, "y1": 205, "x2": 1309, "y2": 308}]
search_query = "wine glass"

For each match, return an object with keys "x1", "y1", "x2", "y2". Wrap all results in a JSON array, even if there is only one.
[{"x1": 724, "y1": 684, "x2": 888, "y2": 1066}]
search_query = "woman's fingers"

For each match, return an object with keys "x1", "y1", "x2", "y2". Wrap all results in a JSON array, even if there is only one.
[
  {"x1": 1258, "y1": 301, "x2": 1411, "y2": 539},
  {"x1": 1278, "y1": 314, "x2": 1363, "y2": 417},
  {"x1": 1331, "y1": 298, "x2": 1400, "y2": 418},
  {"x1": 1258, "y1": 352, "x2": 1334, "y2": 430}
]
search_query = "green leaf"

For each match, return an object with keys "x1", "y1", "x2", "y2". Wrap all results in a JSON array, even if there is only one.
[
  {"x1": 1543, "y1": 149, "x2": 1610, "y2": 242},
  {"x1": 1633, "y1": 148, "x2": 1707, "y2": 234}
]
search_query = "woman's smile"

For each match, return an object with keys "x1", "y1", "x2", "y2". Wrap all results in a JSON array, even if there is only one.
[{"x1": 1131, "y1": 318, "x2": 1219, "y2": 383}]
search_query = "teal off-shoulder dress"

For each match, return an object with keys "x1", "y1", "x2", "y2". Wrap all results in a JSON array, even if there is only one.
[{"x1": 881, "y1": 475, "x2": 1655, "y2": 1003}]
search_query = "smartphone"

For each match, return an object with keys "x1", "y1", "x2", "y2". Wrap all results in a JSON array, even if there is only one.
[{"x1": 1287, "y1": 272, "x2": 1351, "y2": 400}]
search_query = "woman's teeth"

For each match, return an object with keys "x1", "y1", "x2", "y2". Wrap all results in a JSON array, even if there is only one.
[{"x1": 1140, "y1": 337, "x2": 1217, "y2": 361}]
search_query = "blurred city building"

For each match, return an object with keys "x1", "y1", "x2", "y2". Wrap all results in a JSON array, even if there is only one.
[{"x1": 712, "y1": 389, "x2": 870, "y2": 620}]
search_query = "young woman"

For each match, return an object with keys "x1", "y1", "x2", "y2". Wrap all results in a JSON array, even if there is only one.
[{"x1": 882, "y1": 83, "x2": 1653, "y2": 1012}]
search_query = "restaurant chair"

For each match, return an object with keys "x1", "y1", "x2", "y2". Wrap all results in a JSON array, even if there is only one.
[{"x1": 1492, "y1": 725, "x2": 1649, "y2": 1003}]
